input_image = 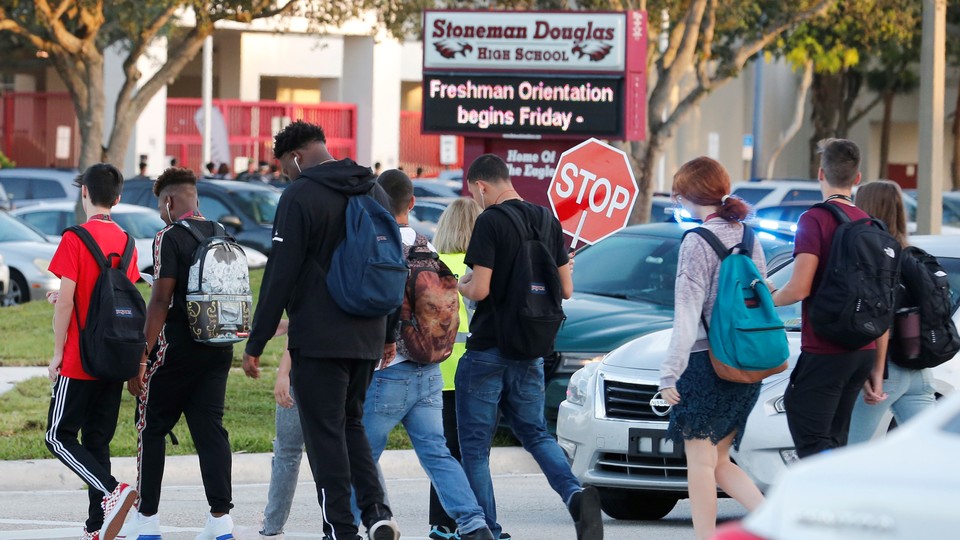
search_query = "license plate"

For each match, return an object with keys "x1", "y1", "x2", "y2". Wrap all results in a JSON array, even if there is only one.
[{"x1": 627, "y1": 428, "x2": 684, "y2": 458}]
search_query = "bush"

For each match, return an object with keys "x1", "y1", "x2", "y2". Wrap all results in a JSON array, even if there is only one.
[{"x1": 0, "y1": 149, "x2": 14, "y2": 169}]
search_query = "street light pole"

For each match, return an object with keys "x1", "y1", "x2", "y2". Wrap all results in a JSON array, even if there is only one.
[
  {"x1": 917, "y1": 0, "x2": 946, "y2": 235},
  {"x1": 201, "y1": 35, "x2": 213, "y2": 168},
  {"x1": 656, "y1": 9, "x2": 669, "y2": 192}
]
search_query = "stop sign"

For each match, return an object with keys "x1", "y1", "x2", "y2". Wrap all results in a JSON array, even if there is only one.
[{"x1": 548, "y1": 138, "x2": 638, "y2": 248}]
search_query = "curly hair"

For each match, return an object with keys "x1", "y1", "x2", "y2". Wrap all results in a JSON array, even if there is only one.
[
  {"x1": 153, "y1": 167, "x2": 197, "y2": 197},
  {"x1": 273, "y1": 120, "x2": 327, "y2": 159}
]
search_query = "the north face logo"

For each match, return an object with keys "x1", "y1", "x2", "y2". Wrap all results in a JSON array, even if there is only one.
[{"x1": 884, "y1": 247, "x2": 896, "y2": 258}]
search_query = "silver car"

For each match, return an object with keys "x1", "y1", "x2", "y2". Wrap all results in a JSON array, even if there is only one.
[
  {"x1": 0, "y1": 211, "x2": 59, "y2": 305},
  {"x1": 556, "y1": 236, "x2": 960, "y2": 521},
  {"x1": 0, "y1": 168, "x2": 80, "y2": 208},
  {"x1": 0, "y1": 253, "x2": 10, "y2": 304}
]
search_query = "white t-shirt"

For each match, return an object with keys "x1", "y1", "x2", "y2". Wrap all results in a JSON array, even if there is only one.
[{"x1": 377, "y1": 226, "x2": 437, "y2": 371}]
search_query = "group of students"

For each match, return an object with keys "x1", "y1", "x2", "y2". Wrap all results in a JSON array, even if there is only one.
[
  {"x1": 663, "y1": 138, "x2": 944, "y2": 540},
  {"x1": 46, "y1": 120, "x2": 604, "y2": 540}
]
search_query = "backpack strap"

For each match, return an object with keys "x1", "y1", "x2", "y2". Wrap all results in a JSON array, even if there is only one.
[
  {"x1": 738, "y1": 225, "x2": 756, "y2": 258},
  {"x1": 683, "y1": 227, "x2": 729, "y2": 261},
  {"x1": 489, "y1": 203, "x2": 532, "y2": 241},
  {"x1": 174, "y1": 220, "x2": 207, "y2": 244},
  {"x1": 408, "y1": 233, "x2": 439, "y2": 261},
  {"x1": 812, "y1": 201, "x2": 852, "y2": 224},
  {"x1": 119, "y1": 232, "x2": 136, "y2": 274},
  {"x1": 64, "y1": 225, "x2": 111, "y2": 270}
]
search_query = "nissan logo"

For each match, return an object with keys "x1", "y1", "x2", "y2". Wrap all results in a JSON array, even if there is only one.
[{"x1": 649, "y1": 392, "x2": 672, "y2": 417}]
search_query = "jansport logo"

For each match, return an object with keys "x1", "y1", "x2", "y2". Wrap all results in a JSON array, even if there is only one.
[
  {"x1": 530, "y1": 282, "x2": 547, "y2": 294},
  {"x1": 115, "y1": 308, "x2": 134, "y2": 318}
]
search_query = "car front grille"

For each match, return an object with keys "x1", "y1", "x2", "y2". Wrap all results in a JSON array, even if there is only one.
[
  {"x1": 595, "y1": 452, "x2": 687, "y2": 479},
  {"x1": 603, "y1": 379, "x2": 665, "y2": 421}
]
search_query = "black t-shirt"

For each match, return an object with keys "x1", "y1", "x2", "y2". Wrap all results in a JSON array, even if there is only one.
[
  {"x1": 464, "y1": 200, "x2": 569, "y2": 351},
  {"x1": 153, "y1": 219, "x2": 232, "y2": 352}
]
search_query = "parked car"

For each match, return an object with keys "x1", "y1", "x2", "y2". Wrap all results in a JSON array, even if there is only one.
[
  {"x1": 0, "y1": 182, "x2": 11, "y2": 211},
  {"x1": 123, "y1": 179, "x2": 280, "y2": 255},
  {"x1": 717, "y1": 392, "x2": 960, "y2": 539},
  {"x1": 556, "y1": 235, "x2": 960, "y2": 521},
  {"x1": 0, "y1": 252, "x2": 10, "y2": 305},
  {"x1": 543, "y1": 222, "x2": 793, "y2": 432},
  {"x1": 0, "y1": 168, "x2": 80, "y2": 208},
  {"x1": 411, "y1": 196, "x2": 455, "y2": 224},
  {"x1": 11, "y1": 202, "x2": 267, "y2": 271},
  {"x1": 412, "y1": 180, "x2": 462, "y2": 199},
  {"x1": 731, "y1": 179, "x2": 822, "y2": 208},
  {"x1": 0, "y1": 211, "x2": 60, "y2": 305}
]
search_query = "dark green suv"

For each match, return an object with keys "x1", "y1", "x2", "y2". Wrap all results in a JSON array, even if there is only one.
[{"x1": 543, "y1": 222, "x2": 792, "y2": 431}]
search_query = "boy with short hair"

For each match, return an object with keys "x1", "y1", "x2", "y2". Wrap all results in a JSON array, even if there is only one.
[
  {"x1": 46, "y1": 163, "x2": 140, "y2": 540},
  {"x1": 772, "y1": 138, "x2": 886, "y2": 458}
]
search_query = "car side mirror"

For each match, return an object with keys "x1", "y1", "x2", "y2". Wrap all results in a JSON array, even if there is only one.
[{"x1": 219, "y1": 215, "x2": 243, "y2": 231}]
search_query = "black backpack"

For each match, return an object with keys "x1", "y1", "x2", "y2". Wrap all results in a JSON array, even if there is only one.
[
  {"x1": 65, "y1": 226, "x2": 146, "y2": 381},
  {"x1": 490, "y1": 204, "x2": 566, "y2": 360},
  {"x1": 808, "y1": 202, "x2": 902, "y2": 350},
  {"x1": 890, "y1": 246, "x2": 960, "y2": 369}
]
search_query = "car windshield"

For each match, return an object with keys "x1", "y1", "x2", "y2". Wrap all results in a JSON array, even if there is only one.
[
  {"x1": 767, "y1": 255, "x2": 960, "y2": 330},
  {"x1": 114, "y1": 211, "x2": 166, "y2": 240},
  {"x1": 229, "y1": 189, "x2": 279, "y2": 225},
  {"x1": 0, "y1": 212, "x2": 50, "y2": 243},
  {"x1": 573, "y1": 235, "x2": 681, "y2": 306},
  {"x1": 730, "y1": 187, "x2": 774, "y2": 205}
]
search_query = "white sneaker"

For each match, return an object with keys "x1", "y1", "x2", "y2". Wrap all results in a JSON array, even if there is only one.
[
  {"x1": 368, "y1": 517, "x2": 400, "y2": 540},
  {"x1": 195, "y1": 513, "x2": 234, "y2": 540},
  {"x1": 116, "y1": 512, "x2": 161, "y2": 540}
]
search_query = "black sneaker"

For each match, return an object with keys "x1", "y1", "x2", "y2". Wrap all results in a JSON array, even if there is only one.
[
  {"x1": 460, "y1": 528, "x2": 495, "y2": 540},
  {"x1": 429, "y1": 525, "x2": 458, "y2": 540},
  {"x1": 567, "y1": 487, "x2": 603, "y2": 540},
  {"x1": 499, "y1": 534, "x2": 512, "y2": 540}
]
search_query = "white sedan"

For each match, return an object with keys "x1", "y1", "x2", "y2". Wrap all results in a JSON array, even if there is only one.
[{"x1": 556, "y1": 235, "x2": 960, "y2": 521}]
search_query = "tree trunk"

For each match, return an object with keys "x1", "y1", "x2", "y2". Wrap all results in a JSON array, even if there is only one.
[
  {"x1": 953, "y1": 75, "x2": 960, "y2": 190},
  {"x1": 767, "y1": 61, "x2": 813, "y2": 178},
  {"x1": 808, "y1": 72, "x2": 843, "y2": 177},
  {"x1": 626, "y1": 137, "x2": 662, "y2": 225},
  {"x1": 879, "y1": 90, "x2": 894, "y2": 179},
  {"x1": 102, "y1": 106, "x2": 139, "y2": 167}
]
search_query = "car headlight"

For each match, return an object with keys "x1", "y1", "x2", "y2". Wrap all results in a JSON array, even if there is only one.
[
  {"x1": 556, "y1": 352, "x2": 604, "y2": 373},
  {"x1": 33, "y1": 258, "x2": 57, "y2": 278},
  {"x1": 565, "y1": 362, "x2": 601, "y2": 406}
]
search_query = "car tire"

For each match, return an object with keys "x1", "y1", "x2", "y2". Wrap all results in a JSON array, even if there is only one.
[
  {"x1": 597, "y1": 488, "x2": 678, "y2": 520},
  {"x1": 6, "y1": 270, "x2": 29, "y2": 305}
]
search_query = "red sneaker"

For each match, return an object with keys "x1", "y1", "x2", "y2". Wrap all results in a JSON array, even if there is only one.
[
  {"x1": 100, "y1": 483, "x2": 137, "y2": 540},
  {"x1": 80, "y1": 527, "x2": 101, "y2": 540}
]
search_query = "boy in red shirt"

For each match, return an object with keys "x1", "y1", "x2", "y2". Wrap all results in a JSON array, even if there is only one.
[{"x1": 46, "y1": 163, "x2": 141, "y2": 540}]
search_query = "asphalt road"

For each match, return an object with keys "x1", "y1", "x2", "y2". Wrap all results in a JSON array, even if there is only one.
[{"x1": 0, "y1": 472, "x2": 749, "y2": 540}]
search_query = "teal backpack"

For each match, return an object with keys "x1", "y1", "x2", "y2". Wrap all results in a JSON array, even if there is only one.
[{"x1": 684, "y1": 225, "x2": 789, "y2": 383}]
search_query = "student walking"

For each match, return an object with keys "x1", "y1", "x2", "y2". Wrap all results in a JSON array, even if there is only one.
[
  {"x1": 848, "y1": 180, "x2": 936, "y2": 443},
  {"x1": 46, "y1": 163, "x2": 140, "y2": 540},
  {"x1": 121, "y1": 168, "x2": 237, "y2": 540},
  {"x1": 242, "y1": 121, "x2": 401, "y2": 540},
  {"x1": 456, "y1": 155, "x2": 602, "y2": 540},
  {"x1": 772, "y1": 139, "x2": 889, "y2": 458},
  {"x1": 659, "y1": 157, "x2": 767, "y2": 540}
]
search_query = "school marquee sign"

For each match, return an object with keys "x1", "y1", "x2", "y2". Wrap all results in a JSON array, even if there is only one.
[{"x1": 422, "y1": 10, "x2": 647, "y2": 141}]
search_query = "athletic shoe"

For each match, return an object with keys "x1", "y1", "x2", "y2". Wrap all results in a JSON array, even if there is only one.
[
  {"x1": 428, "y1": 525, "x2": 458, "y2": 540},
  {"x1": 567, "y1": 487, "x2": 603, "y2": 540},
  {"x1": 368, "y1": 517, "x2": 400, "y2": 540},
  {"x1": 195, "y1": 513, "x2": 234, "y2": 540},
  {"x1": 116, "y1": 512, "x2": 161, "y2": 540},
  {"x1": 80, "y1": 527, "x2": 101, "y2": 540},
  {"x1": 101, "y1": 483, "x2": 137, "y2": 540},
  {"x1": 460, "y1": 528, "x2": 495, "y2": 540}
]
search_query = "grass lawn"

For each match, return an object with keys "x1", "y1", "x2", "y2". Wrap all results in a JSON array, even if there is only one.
[{"x1": 0, "y1": 268, "x2": 518, "y2": 459}]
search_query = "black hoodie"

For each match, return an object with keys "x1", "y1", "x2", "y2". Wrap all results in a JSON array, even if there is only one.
[{"x1": 245, "y1": 159, "x2": 394, "y2": 360}]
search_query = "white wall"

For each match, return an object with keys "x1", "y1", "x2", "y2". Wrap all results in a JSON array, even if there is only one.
[{"x1": 238, "y1": 33, "x2": 344, "y2": 101}]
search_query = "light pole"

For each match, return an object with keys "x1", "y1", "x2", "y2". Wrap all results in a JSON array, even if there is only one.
[
  {"x1": 917, "y1": 0, "x2": 946, "y2": 235},
  {"x1": 656, "y1": 9, "x2": 669, "y2": 193},
  {"x1": 201, "y1": 35, "x2": 213, "y2": 167}
]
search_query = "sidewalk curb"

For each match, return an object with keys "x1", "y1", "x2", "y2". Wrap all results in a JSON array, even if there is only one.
[{"x1": 1, "y1": 447, "x2": 541, "y2": 492}]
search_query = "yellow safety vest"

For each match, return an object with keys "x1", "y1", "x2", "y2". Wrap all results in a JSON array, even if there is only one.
[{"x1": 439, "y1": 252, "x2": 469, "y2": 391}]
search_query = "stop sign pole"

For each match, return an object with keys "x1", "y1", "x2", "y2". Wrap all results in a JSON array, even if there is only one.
[{"x1": 548, "y1": 138, "x2": 639, "y2": 249}]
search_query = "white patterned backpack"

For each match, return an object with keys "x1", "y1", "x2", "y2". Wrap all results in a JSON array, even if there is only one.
[{"x1": 177, "y1": 220, "x2": 253, "y2": 345}]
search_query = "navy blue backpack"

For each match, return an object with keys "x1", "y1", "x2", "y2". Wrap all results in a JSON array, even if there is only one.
[{"x1": 326, "y1": 194, "x2": 408, "y2": 317}]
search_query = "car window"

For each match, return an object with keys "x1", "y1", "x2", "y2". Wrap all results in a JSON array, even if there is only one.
[
  {"x1": 574, "y1": 235, "x2": 681, "y2": 306},
  {"x1": 199, "y1": 196, "x2": 233, "y2": 222},
  {"x1": 0, "y1": 177, "x2": 31, "y2": 201},
  {"x1": 229, "y1": 189, "x2": 279, "y2": 225},
  {"x1": 19, "y1": 210, "x2": 66, "y2": 236},
  {"x1": 113, "y1": 211, "x2": 166, "y2": 240},
  {"x1": 32, "y1": 179, "x2": 67, "y2": 199},
  {"x1": 412, "y1": 204, "x2": 445, "y2": 223},
  {"x1": 780, "y1": 189, "x2": 822, "y2": 203},
  {"x1": 730, "y1": 187, "x2": 773, "y2": 206},
  {"x1": 0, "y1": 212, "x2": 51, "y2": 242}
]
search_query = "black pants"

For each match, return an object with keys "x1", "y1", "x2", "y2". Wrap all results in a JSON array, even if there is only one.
[
  {"x1": 46, "y1": 376, "x2": 123, "y2": 532},
  {"x1": 291, "y1": 352, "x2": 387, "y2": 539},
  {"x1": 784, "y1": 350, "x2": 875, "y2": 458},
  {"x1": 136, "y1": 329, "x2": 233, "y2": 515},
  {"x1": 429, "y1": 389, "x2": 460, "y2": 530}
]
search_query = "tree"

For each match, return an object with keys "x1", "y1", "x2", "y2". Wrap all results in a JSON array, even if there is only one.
[
  {"x1": 866, "y1": 59, "x2": 919, "y2": 179},
  {"x1": 948, "y1": 2, "x2": 960, "y2": 189},
  {"x1": 0, "y1": 1, "x2": 368, "y2": 171}
]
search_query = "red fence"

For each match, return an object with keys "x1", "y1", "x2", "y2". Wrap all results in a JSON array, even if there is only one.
[
  {"x1": 399, "y1": 111, "x2": 463, "y2": 177},
  {"x1": 0, "y1": 93, "x2": 80, "y2": 167},
  {"x1": 166, "y1": 98, "x2": 357, "y2": 172}
]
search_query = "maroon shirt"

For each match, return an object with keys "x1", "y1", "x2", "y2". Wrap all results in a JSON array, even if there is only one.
[{"x1": 793, "y1": 201, "x2": 878, "y2": 354}]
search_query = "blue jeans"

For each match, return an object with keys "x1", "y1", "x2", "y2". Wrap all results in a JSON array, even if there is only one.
[
  {"x1": 848, "y1": 363, "x2": 936, "y2": 444},
  {"x1": 362, "y1": 361, "x2": 487, "y2": 535},
  {"x1": 456, "y1": 348, "x2": 581, "y2": 537},
  {"x1": 261, "y1": 389, "x2": 303, "y2": 536}
]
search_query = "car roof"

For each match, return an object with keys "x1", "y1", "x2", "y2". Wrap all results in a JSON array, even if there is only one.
[
  {"x1": 203, "y1": 179, "x2": 279, "y2": 192},
  {"x1": 0, "y1": 168, "x2": 79, "y2": 180},
  {"x1": 911, "y1": 236, "x2": 960, "y2": 257},
  {"x1": 11, "y1": 201, "x2": 152, "y2": 214}
]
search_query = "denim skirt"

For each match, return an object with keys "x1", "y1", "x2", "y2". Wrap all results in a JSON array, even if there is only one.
[{"x1": 666, "y1": 350, "x2": 762, "y2": 451}]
